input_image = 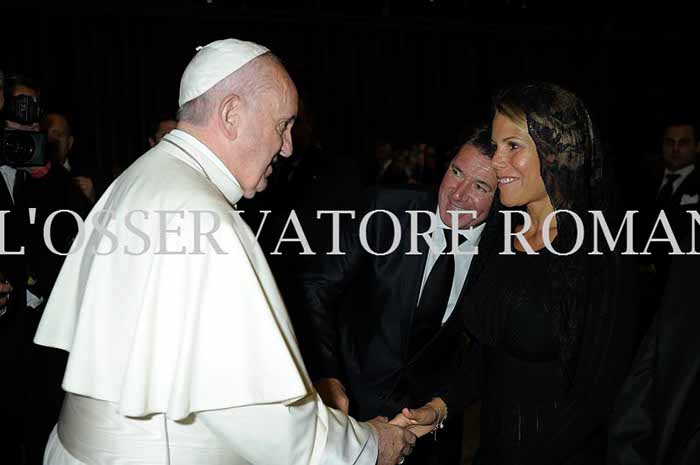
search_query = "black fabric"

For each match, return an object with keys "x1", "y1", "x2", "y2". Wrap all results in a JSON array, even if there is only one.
[
  {"x1": 607, "y1": 235, "x2": 700, "y2": 465},
  {"x1": 0, "y1": 171, "x2": 30, "y2": 465},
  {"x1": 635, "y1": 165, "x2": 700, "y2": 316},
  {"x1": 0, "y1": 164, "x2": 89, "y2": 465},
  {"x1": 24, "y1": 164, "x2": 91, "y2": 298},
  {"x1": 631, "y1": 166, "x2": 700, "y2": 337},
  {"x1": 462, "y1": 231, "x2": 640, "y2": 465},
  {"x1": 658, "y1": 168, "x2": 700, "y2": 230},
  {"x1": 408, "y1": 228, "x2": 462, "y2": 358},
  {"x1": 655, "y1": 173, "x2": 680, "y2": 208},
  {"x1": 244, "y1": 148, "x2": 369, "y2": 372},
  {"x1": 12, "y1": 170, "x2": 27, "y2": 206}
]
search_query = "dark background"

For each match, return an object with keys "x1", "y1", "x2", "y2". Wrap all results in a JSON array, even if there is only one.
[{"x1": 1, "y1": 2, "x2": 697, "y2": 194}]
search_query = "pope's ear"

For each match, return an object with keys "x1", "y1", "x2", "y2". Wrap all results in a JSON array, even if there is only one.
[{"x1": 219, "y1": 93, "x2": 242, "y2": 141}]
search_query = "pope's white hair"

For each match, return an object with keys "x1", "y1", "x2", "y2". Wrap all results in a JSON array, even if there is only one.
[{"x1": 177, "y1": 52, "x2": 282, "y2": 126}]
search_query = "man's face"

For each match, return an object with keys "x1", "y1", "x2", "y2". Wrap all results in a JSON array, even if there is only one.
[
  {"x1": 438, "y1": 144, "x2": 497, "y2": 229},
  {"x1": 235, "y1": 67, "x2": 298, "y2": 199},
  {"x1": 662, "y1": 125, "x2": 698, "y2": 171},
  {"x1": 42, "y1": 113, "x2": 73, "y2": 165},
  {"x1": 6, "y1": 85, "x2": 40, "y2": 131},
  {"x1": 150, "y1": 120, "x2": 178, "y2": 147}
]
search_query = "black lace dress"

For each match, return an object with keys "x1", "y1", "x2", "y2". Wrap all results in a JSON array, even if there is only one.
[{"x1": 464, "y1": 235, "x2": 640, "y2": 465}]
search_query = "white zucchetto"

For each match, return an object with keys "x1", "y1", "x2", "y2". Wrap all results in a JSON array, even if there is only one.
[{"x1": 178, "y1": 38, "x2": 269, "y2": 106}]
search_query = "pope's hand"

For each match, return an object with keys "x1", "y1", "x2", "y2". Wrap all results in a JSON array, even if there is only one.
[
  {"x1": 314, "y1": 378, "x2": 350, "y2": 414},
  {"x1": 367, "y1": 416, "x2": 416, "y2": 465},
  {"x1": 389, "y1": 398, "x2": 444, "y2": 439}
]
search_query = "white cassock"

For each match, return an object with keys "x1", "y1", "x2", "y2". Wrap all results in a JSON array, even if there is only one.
[{"x1": 34, "y1": 129, "x2": 377, "y2": 465}]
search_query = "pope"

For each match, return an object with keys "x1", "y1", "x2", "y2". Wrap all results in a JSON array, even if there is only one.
[{"x1": 34, "y1": 38, "x2": 415, "y2": 465}]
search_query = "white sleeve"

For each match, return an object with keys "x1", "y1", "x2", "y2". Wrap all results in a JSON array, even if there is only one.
[{"x1": 198, "y1": 392, "x2": 378, "y2": 465}]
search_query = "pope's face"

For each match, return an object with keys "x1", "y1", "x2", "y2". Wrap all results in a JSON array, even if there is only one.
[{"x1": 237, "y1": 67, "x2": 297, "y2": 199}]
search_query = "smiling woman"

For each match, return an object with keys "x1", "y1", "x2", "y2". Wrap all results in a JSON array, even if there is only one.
[
  {"x1": 491, "y1": 112, "x2": 549, "y2": 215},
  {"x1": 460, "y1": 83, "x2": 640, "y2": 465}
]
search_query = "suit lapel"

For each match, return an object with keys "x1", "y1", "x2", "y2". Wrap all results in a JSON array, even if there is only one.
[
  {"x1": 0, "y1": 177, "x2": 13, "y2": 211},
  {"x1": 670, "y1": 168, "x2": 700, "y2": 207}
]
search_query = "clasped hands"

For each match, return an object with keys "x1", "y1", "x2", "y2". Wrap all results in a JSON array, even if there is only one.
[{"x1": 315, "y1": 378, "x2": 446, "y2": 465}]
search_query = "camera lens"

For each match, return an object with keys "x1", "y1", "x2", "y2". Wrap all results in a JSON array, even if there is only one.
[{"x1": 3, "y1": 132, "x2": 36, "y2": 164}]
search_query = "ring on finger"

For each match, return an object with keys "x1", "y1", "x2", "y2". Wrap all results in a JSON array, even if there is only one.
[{"x1": 398, "y1": 456, "x2": 405, "y2": 465}]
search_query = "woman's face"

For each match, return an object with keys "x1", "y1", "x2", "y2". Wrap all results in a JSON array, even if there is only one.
[{"x1": 491, "y1": 111, "x2": 549, "y2": 208}]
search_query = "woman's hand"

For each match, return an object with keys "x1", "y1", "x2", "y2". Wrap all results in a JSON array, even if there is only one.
[{"x1": 389, "y1": 398, "x2": 446, "y2": 439}]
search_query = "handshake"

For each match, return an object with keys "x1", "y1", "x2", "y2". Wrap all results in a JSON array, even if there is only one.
[{"x1": 315, "y1": 378, "x2": 447, "y2": 465}]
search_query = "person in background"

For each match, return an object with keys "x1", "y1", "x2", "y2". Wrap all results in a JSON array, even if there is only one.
[
  {"x1": 648, "y1": 116, "x2": 699, "y2": 276},
  {"x1": 1, "y1": 73, "x2": 89, "y2": 465},
  {"x1": 41, "y1": 112, "x2": 96, "y2": 204},
  {"x1": 148, "y1": 113, "x2": 178, "y2": 147}
]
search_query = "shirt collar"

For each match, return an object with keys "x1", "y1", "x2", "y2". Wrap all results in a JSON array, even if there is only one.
[
  {"x1": 664, "y1": 163, "x2": 695, "y2": 179},
  {"x1": 434, "y1": 206, "x2": 486, "y2": 246},
  {"x1": 165, "y1": 129, "x2": 244, "y2": 206}
]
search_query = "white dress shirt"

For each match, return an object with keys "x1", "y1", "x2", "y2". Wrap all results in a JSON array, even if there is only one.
[
  {"x1": 0, "y1": 164, "x2": 17, "y2": 202},
  {"x1": 418, "y1": 208, "x2": 485, "y2": 324}
]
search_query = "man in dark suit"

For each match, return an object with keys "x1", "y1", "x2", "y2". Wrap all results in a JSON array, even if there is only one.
[
  {"x1": 0, "y1": 73, "x2": 90, "y2": 465},
  {"x1": 636, "y1": 116, "x2": 700, "y2": 333},
  {"x1": 300, "y1": 126, "x2": 497, "y2": 463},
  {"x1": 653, "y1": 117, "x2": 700, "y2": 237},
  {"x1": 41, "y1": 112, "x2": 97, "y2": 204},
  {"x1": 607, "y1": 234, "x2": 700, "y2": 465}
]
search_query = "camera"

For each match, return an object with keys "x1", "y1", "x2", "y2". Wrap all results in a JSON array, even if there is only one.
[
  {"x1": 6, "y1": 94, "x2": 43, "y2": 126},
  {"x1": 0, "y1": 128, "x2": 47, "y2": 167}
]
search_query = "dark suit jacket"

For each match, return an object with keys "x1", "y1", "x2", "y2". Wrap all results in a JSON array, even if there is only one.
[
  {"x1": 653, "y1": 165, "x2": 700, "y2": 236},
  {"x1": 301, "y1": 186, "x2": 487, "y2": 421},
  {"x1": 637, "y1": 165, "x2": 700, "y2": 331},
  {"x1": 24, "y1": 163, "x2": 91, "y2": 298},
  {"x1": 607, "y1": 236, "x2": 700, "y2": 465},
  {"x1": 0, "y1": 163, "x2": 89, "y2": 465}
]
